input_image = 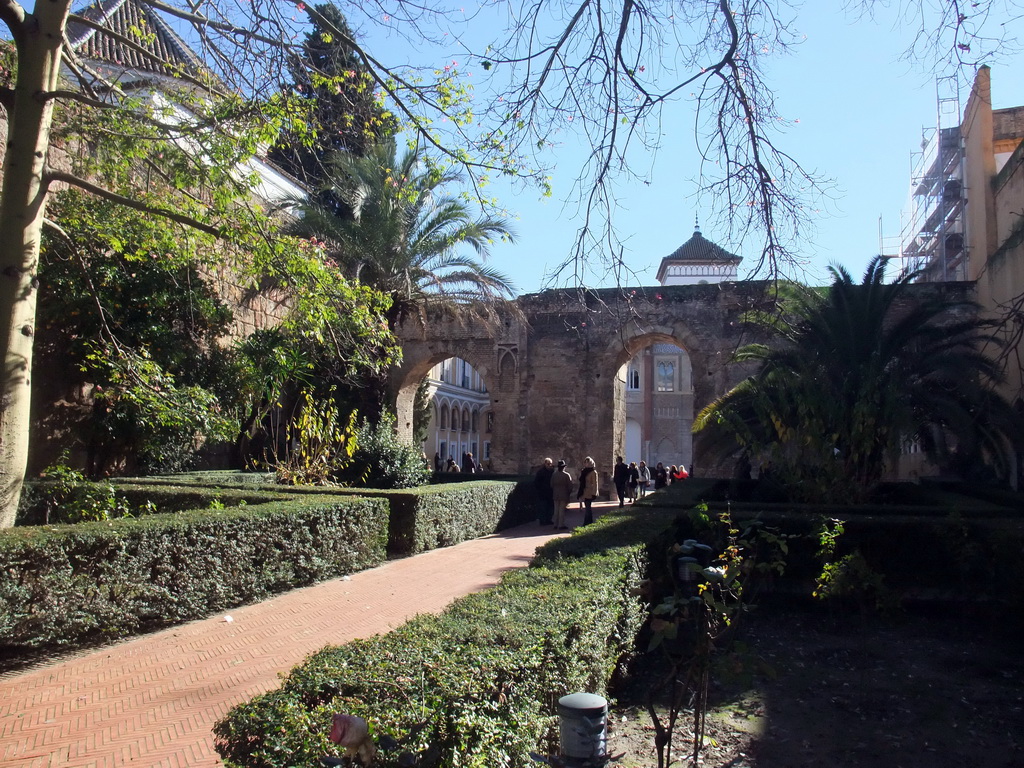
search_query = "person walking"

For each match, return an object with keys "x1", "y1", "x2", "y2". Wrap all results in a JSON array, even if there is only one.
[
  {"x1": 612, "y1": 455, "x2": 629, "y2": 507},
  {"x1": 550, "y1": 460, "x2": 574, "y2": 530},
  {"x1": 577, "y1": 456, "x2": 599, "y2": 525},
  {"x1": 637, "y1": 460, "x2": 651, "y2": 497},
  {"x1": 534, "y1": 457, "x2": 555, "y2": 525},
  {"x1": 672, "y1": 464, "x2": 689, "y2": 482}
]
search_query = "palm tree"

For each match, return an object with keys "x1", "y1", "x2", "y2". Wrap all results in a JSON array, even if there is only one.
[
  {"x1": 289, "y1": 138, "x2": 516, "y2": 330},
  {"x1": 694, "y1": 257, "x2": 1021, "y2": 502}
]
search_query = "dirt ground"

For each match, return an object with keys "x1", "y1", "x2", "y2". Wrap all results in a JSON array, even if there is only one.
[{"x1": 605, "y1": 606, "x2": 1024, "y2": 768}]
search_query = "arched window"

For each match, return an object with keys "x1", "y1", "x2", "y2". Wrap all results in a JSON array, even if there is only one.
[
  {"x1": 451, "y1": 407, "x2": 460, "y2": 431},
  {"x1": 462, "y1": 408, "x2": 471, "y2": 432},
  {"x1": 440, "y1": 404, "x2": 449, "y2": 430},
  {"x1": 656, "y1": 360, "x2": 675, "y2": 392},
  {"x1": 471, "y1": 409, "x2": 479, "y2": 432},
  {"x1": 626, "y1": 363, "x2": 640, "y2": 391}
]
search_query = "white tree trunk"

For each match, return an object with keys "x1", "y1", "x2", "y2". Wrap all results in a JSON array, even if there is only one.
[{"x1": 0, "y1": 0, "x2": 70, "y2": 526}]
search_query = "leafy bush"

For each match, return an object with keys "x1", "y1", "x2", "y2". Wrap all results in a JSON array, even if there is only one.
[
  {"x1": 0, "y1": 496, "x2": 388, "y2": 653},
  {"x1": 344, "y1": 412, "x2": 431, "y2": 489},
  {"x1": 17, "y1": 457, "x2": 135, "y2": 525},
  {"x1": 271, "y1": 390, "x2": 358, "y2": 485},
  {"x1": 88, "y1": 346, "x2": 237, "y2": 474}
]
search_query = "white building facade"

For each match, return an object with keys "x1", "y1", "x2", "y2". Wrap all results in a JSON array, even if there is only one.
[{"x1": 423, "y1": 357, "x2": 492, "y2": 470}]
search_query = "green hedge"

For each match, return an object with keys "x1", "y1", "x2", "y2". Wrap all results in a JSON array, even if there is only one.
[
  {"x1": 692, "y1": 478, "x2": 1023, "y2": 517},
  {"x1": 0, "y1": 496, "x2": 388, "y2": 654},
  {"x1": 214, "y1": 508, "x2": 673, "y2": 768},
  {"x1": 383, "y1": 480, "x2": 536, "y2": 554},
  {"x1": 652, "y1": 488, "x2": 1024, "y2": 624},
  {"x1": 16, "y1": 479, "x2": 289, "y2": 525},
  {"x1": 161, "y1": 479, "x2": 538, "y2": 555}
]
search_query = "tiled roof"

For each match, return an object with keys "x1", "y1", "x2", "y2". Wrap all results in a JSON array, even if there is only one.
[
  {"x1": 67, "y1": 0, "x2": 206, "y2": 80},
  {"x1": 663, "y1": 228, "x2": 742, "y2": 264}
]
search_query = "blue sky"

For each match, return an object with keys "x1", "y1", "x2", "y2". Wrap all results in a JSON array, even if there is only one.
[{"x1": 401, "y1": 3, "x2": 1024, "y2": 295}]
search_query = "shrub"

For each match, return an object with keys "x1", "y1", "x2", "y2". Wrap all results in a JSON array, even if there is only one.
[
  {"x1": 343, "y1": 412, "x2": 431, "y2": 489},
  {"x1": 0, "y1": 496, "x2": 388, "y2": 654},
  {"x1": 17, "y1": 459, "x2": 134, "y2": 525},
  {"x1": 271, "y1": 390, "x2": 357, "y2": 485},
  {"x1": 383, "y1": 480, "x2": 535, "y2": 554}
]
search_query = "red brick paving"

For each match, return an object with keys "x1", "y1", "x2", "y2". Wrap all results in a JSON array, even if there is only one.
[{"x1": 0, "y1": 503, "x2": 617, "y2": 767}]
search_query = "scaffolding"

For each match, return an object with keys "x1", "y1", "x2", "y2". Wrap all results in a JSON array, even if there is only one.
[{"x1": 882, "y1": 76, "x2": 968, "y2": 281}]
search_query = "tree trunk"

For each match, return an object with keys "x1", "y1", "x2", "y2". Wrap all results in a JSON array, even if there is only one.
[{"x1": 0, "y1": 0, "x2": 71, "y2": 526}]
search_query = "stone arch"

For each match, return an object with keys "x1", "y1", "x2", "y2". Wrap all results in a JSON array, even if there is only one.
[
  {"x1": 606, "y1": 328, "x2": 697, "y2": 471},
  {"x1": 389, "y1": 282, "x2": 775, "y2": 477},
  {"x1": 389, "y1": 338, "x2": 524, "y2": 470}
]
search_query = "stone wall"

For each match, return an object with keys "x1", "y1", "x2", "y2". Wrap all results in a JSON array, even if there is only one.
[{"x1": 392, "y1": 282, "x2": 778, "y2": 484}]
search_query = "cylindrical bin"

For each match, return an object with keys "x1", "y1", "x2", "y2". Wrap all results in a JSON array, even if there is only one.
[{"x1": 557, "y1": 692, "x2": 608, "y2": 762}]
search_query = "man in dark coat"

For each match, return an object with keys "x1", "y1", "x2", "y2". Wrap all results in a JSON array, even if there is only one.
[{"x1": 613, "y1": 456, "x2": 629, "y2": 507}]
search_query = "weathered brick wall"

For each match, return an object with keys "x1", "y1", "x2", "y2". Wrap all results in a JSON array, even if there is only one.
[{"x1": 392, "y1": 282, "x2": 778, "y2": 482}]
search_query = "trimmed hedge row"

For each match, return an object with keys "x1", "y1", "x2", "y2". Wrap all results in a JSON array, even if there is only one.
[
  {"x1": 694, "y1": 478, "x2": 1023, "y2": 517},
  {"x1": 16, "y1": 480, "x2": 289, "y2": 526},
  {"x1": 214, "y1": 508, "x2": 673, "y2": 768},
  {"x1": 0, "y1": 496, "x2": 388, "y2": 653},
  {"x1": 2, "y1": 479, "x2": 539, "y2": 660},
  {"x1": 644, "y1": 481, "x2": 1024, "y2": 622},
  {"x1": 383, "y1": 480, "x2": 537, "y2": 554},
  {"x1": 124, "y1": 478, "x2": 539, "y2": 555},
  {"x1": 260, "y1": 480, "x2": 537, "y2": 554}
]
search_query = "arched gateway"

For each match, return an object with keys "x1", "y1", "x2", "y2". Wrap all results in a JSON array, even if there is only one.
[{"x1": 391, "y1": 281, "x2": 776, "y2": 486}]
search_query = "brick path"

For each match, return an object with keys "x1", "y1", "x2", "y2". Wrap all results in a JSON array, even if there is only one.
[{"x1": 0, "y1": 502, "x2": 617, "y2": 768}]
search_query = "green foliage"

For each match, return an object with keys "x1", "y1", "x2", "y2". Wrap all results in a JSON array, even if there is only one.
[
  {"x1": 272, "y1": 390, "x2": 358, "y2": 485},
  {"x1": 20, "y1": 455, "x2": 134, "y2": 525},
  {"x1": 38, "y1": 186, "x2": 401, "y2": 477},
  {"x1": 0, "y1": 495, "x2": 389, "y2": 652},
  {"x1": 88, "y1": 345, "x2": 237, "y2": 474},
  {"x1": 381, "y1": 479, "x2": 536, "y2": 555},
  {"x1": 811, "y1": 517, "x2": 897, "y2": 613},
  {"x1": 269, "y1": 3, "x2": 396, "y2": 184},
  {"x1": 213, "y1": 507, "x2": 667, "y2": 768},
  {"x1": 288, "y1": 137, "x2": 517, "y2": 331},
  {"x1": 345, "y1": 412, "x2": 431, "y2": 490},
  {"x1": 695, "y1": 258, "x2": 1023, "y2": 502},
  {"x1": 813, "y1": 551, "x2": 897, "y2": 614},
  {"x1": 39, "y1": 190, "x2": 238, "y2": 474},
  {"x1": 412, "y1": 378, "x2": 432, "y2": 447}
]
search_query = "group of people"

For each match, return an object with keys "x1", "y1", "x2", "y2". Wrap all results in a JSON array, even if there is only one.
[
  {"x1": 434, "y1": 451, "x2": 478, "y2": 473},
  {"x1": 614, "y1": 457, "x2": 689, "y2": 505},
  {"x1": 533, "y1": 456, "x2": 599, "y2": 530},
  {"x1": 534, "y1": 455, "x2": 691, "y2": 529}
]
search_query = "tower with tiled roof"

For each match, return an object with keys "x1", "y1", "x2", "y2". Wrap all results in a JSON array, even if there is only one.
[
  {"x1": 66, "y1": 0, "x2": 209, "y2": 89},
  {"x1": 655, "y1": 225, "x2": 743, "y2": 286}
]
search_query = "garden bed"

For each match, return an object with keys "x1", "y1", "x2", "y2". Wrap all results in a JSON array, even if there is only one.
[{"x1": 607, "y1": 605, "x2": 1024, "y2": 767}]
